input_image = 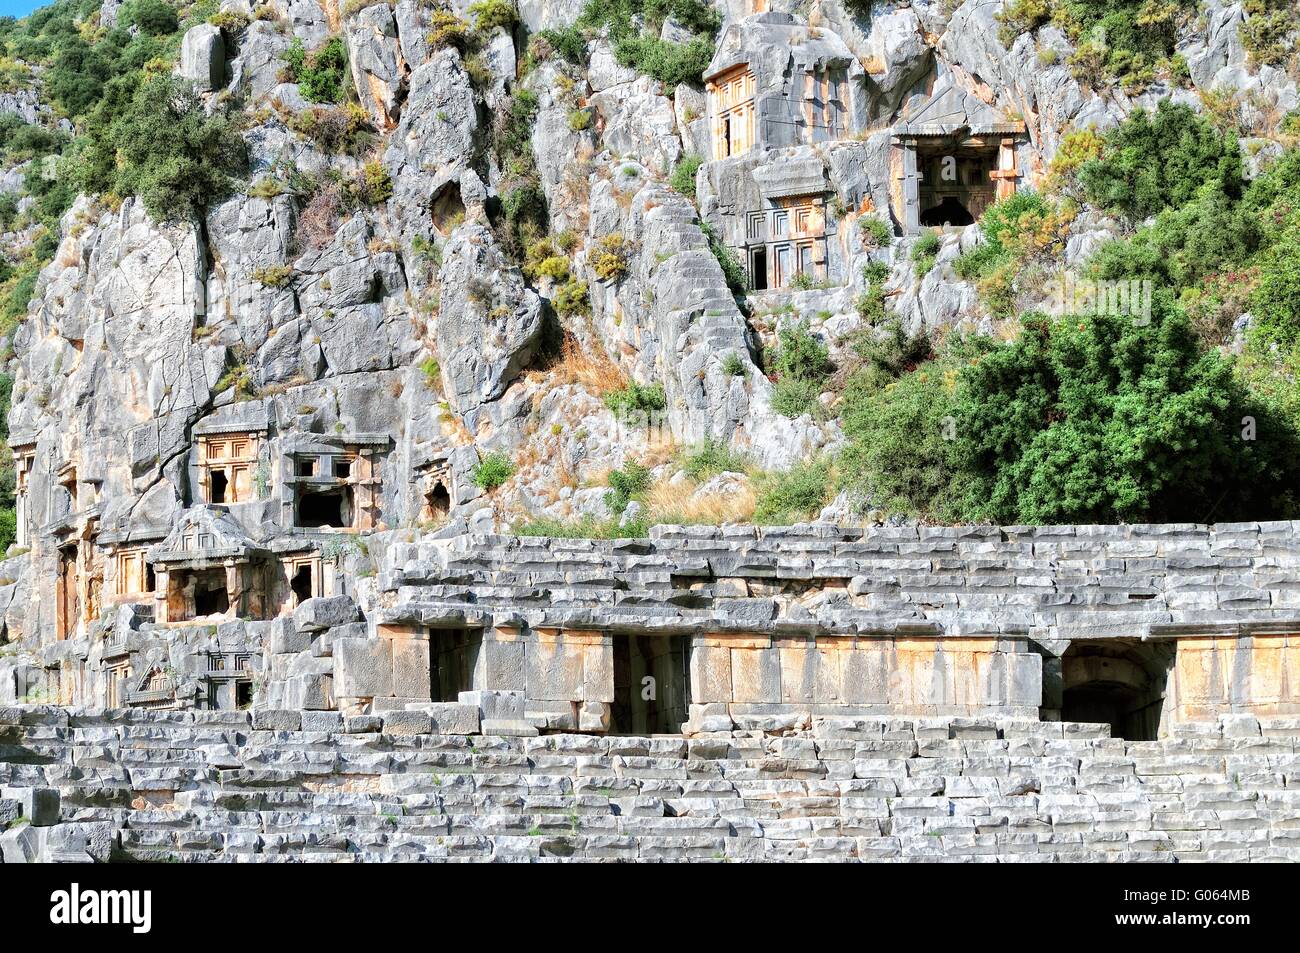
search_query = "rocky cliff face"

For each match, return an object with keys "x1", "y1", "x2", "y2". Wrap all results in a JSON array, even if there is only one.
[{"x1": 0, "y1": 0, "x2": 1296, "y2": 687}]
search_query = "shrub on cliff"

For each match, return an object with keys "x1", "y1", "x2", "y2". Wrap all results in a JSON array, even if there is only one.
[
  {"x1": 77, "y1": 75, "x2": 245, "y2": 222},
  {"x1": 839, "y1": 302, "x2": 1300, "y2": 524},
  {"x1": 1077, "y1": 100, "x2": 1243, "y2": 222},
  {"x1": 281, "y1": 36, "x2": 351, "y2": 104}
]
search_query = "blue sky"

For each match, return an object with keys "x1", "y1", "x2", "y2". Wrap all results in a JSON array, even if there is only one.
[{"x1": 0, "y1": 0, "x2": 46, "y2": 19}]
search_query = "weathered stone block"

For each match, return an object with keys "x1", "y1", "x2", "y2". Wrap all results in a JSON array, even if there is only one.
[
  {"x1": 284, "y1": 674, "x2": 334, "y2": 711},
  {"x1": 482, "y1": 637, "x2": 525, "y2": 691},
  {"x1": 583, "y1": 643, "x2": 614, "y2": 704},
  {"x1": 391, "y1": 636, "x2": 431, "y2": 699},
  {"x1": 690, "y1": 645, "x2": 732, "y2": 704},
  {"x1": 733, "y1": 646, "x2": 781, "y2": 703},
  {"x1": 0, "y1": 786, "x2": 59, "y2": 826},
  {"x1": 334, "y1": 637, "x2": 392, "y2": 699},
  {"x1": 300, "y1": 710, "x2": 343, "y2": 733},
  {"x1": 425, "y1": 702, "x2": 480, "y2": 735},
  {"x1": 382, "y1": 710, "x2": 432, "y2": 736},
  {"x1": 253, "y1": 709, "x2": 302, "y2": 732},
  {"x1": 295, "y1": 595, "x2": 362, "y2": 633},
  {"x1": 460, "y1": 689, "x2": 525, "y2": 721},
  {"x1": 268, "y1": 616, "x2": 312, "y2": 655},
  {"x1": 526, "y1": 639, "x2": 585, "y2": 702}
]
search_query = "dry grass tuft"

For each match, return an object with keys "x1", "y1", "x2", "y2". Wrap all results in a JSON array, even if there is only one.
[
  {"x1": 643, "y1": 476, "x2": 756, "y2": 525},
  {"x1": 528, "y1": 333, "x2": 627, "y2": 397}
]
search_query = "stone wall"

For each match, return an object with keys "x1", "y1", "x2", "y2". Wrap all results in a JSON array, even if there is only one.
[
  {"x1": 3, "y1": 706, "x2": 1299, "y2": 863},
  {"x1": 7, "y1": 521, "x2": 1300, "y2": 735}
]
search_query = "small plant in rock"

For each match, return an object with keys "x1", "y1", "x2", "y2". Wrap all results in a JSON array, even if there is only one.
[
  {"x1": 288, "y1": 104, "x2": 373, "y2": 155},
  {"x1": 554, "y1": 279, "x2": 591, "y2": 317},
  {"x1": 911, "y1": 231, "x2": 940, "y2": 274},
  {"x1": 472, "y1": 451, "x2": 515, "y2": 491},
  {"x1": 567, "y1": 108, "x2": 592, "y2": 131},
  {"x1": 754, "y1": 458, "x2": 831, "y2": 524},
  {"x1": 681, "y1": 438, "x2": 751, "y2": 481},
  {"x1": 348, "y1": 161, "x2": 393, "y2": 206},
  {"x1": 604, "y1": 461, "x2": 651, "y2": 515},
  {"x1": 858, "y1": 214, "x2": 893, "y2": 248},
  {"x1": 670, "y1": 153, "x2": 702, "y2": 197},
  {"x1": 469, "y1": 0, "x2": 518, "y2": 33},
  {"x1": 428, "y1": 11, "x2": 476, "y2": 51},
  {"x1": 253, "y1": 265, "x2": 293, "y2": 288},
  {"x1": 603, "y1": 380, "x2": 666, "y2": 421},
  {"x1": 280, "y1": 36, "x2": 351, "y2": 104},
  {"x1": 591, "y1": 233, "x2": 632, "y2": 282},
  {"x1": 420, "y1": 357, "x2": 441, "y2": 388},
  {"x1": 721, "y1": 351, "x2": 746, "y2": 377}
]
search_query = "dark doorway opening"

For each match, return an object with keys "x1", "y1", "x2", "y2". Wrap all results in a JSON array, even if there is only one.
[
  {"x1": 297, "y1": 488, "x2": 350, "y2": 528},
  {"x1": 209, "y1": 470, "x2": 228, "y2": 504},
  {"x1": 236, "y1": 681, "x2": 253, "y2": 709},
  {"x1": 919, "y1": 195, "x2": 974, "y2": 227},
  {"x1": 57, "y1": 544, "x2": 80, "y2": 640},
  {"x1": 194, "y1": 572, "x2": 229, "y2": 617},
  {"x1": 611, "y1": 634, "x2": 691, "y2": 734},
  {"x1": 915, "y1": 139, "x2": 998, "y2": 225},
  {"x1": 426, "y1": 482, "x2": 451, "y2": 520},
  {"x1": 291, "y1": 564, "x2": 313, "y2": 605},
  {"x1": 1060, "y1": 640, "x2": 1174, "y2": 741},
  {"x1": 429, "y1": 628, "x2": 482, "y2": 702},
  {"x1": 749, "y1": 246, "x2": 768, "y2": 290}
]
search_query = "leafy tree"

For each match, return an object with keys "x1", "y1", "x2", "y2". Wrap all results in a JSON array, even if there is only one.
[
  {"x1": 121, "y1": 0, "x2": 179, "y2": 36},
  {"x1": 1078, "y1": 100, "x2": 1243, "y2": 221},
  {"x1": 841, "y1": 302, "x2": 1300, "y2": 523},
  {"x1": 88, "y1": 75, "x2": 245, "y2": 221}
]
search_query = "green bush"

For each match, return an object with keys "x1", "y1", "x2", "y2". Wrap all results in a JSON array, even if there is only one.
[
  {"x1": 429, "y1": 11, "x2": 476, "y2": 51},
  {"x1": 1056, "y1": 0, "x2": 1193, "y2": 91},
  {"x1": 670, "y1": 153, "x2": 701, "y2": 198},
  {"x1": 700, "y1": 221, "x2": 747, "y2": 294},
  {"x1": 281, "y1": 36, "x2": 350, "y2": 104},
  {"x1": 469, "y1": 0, "x2": 517, "y2": 32},
  {"x1": 911, "y1": 231, "x2": 940, "y2": 273},
  {"x1": 532, "y1": 27, "x2": 586, "y2": 64},
  {"x1": 0, "y1": 506, "x2": 15, "y2": 554},
  {"x1": 604, "y1": 461, "x2": 650, "y2": 514},
  {"x1": 604, "y1": 381, "x2": 666, "y2": 421},
  {"x1": 513, "y1": 513, "x2": 649, "y2": 539},
  {"x1": 0, "y1": 192, "x2": 17, "y2": 230},
  {"x1": 473, "y1": 451, "x2": 516, "y2": 490},
  {"x1": 721, "y1": 351, "x2": 746, "y2": 377},
  {"x1": 77, "y1": 75, "x2": 245, "y2": 222},
  {"x1": 612, "y1": 34, "x2": 712, "y2": 88},
  {"x1": 681, "y1": 438, "x2": 751, "y2": 481},
  {"x1": 1077, "y1": 100, "x2": 1243, "y2": 222},
  {"x1": 754, "y1": 459, "x2": 831, "y2": 524},
  {"x1": 838, "y1": 344, "x2": 968, "y2": 520},
  {"x1": 858, "y1": 215, "x2": 892, "y2": 249},
  {"x1": 772, "y1": 320, "x2": 832, "y2": 383},
  {"x1": 121, "y1": 0, "x2": 178, "y2": 36},
  {"x1": 554, "y1": 279, "x2": 590, "y2": 317},
  {"x1": 769, "y1": 376, "x2": 822, "y2": 419},
  {"x1": 767, "y1": 321, "x2": 832, "y2": 419},
  {"x1": 840, "y1": 304, "x2": 1300, "y2": 524},
  {"x1": 580, "y1": 0, "x2": 719, "y2": 88},
  {"x1": 420, "y1": 357, "x2": 441, "y2": 387}
]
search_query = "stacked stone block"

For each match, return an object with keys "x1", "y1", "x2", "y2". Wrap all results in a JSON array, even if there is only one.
[{"x1": 3, "y1": 706, "x2": 1300, "y2": 862}]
